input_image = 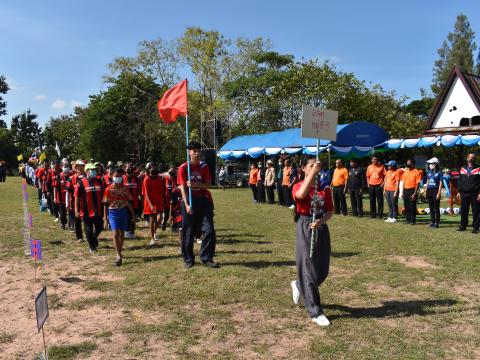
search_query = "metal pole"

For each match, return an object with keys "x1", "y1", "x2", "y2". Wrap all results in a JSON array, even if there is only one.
[
  {"x1": 310, "y1": 138, "x2": 320, "y2": 258},
  {"x1": 185, "y1": 113, "x2": 192, "y2": 207},
  {"x1": 42, "y1": 326, "x2": 48, "y2": 359}
]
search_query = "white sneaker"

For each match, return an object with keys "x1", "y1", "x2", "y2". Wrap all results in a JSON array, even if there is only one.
[
  {"x1": 289, "y1": 205, "x2": 295, "y2": 210},
  {"x1": 312, "y1": 314, "x2": 330, "y2": 327},
  {"x1": 129, "y1": 233, "x2": 136, "y2": 239},
  {"x1": 54, "y1": 217, "x2": 59, "y2": 223},
  {"x1": 77, "y1": 238, "x2": 84, "y2": 243},
  {"x1": 149, "y1": 239, "x2": 156, "y2": 246},
  {"x1": 384, "y1": 218, "x2": 392, "y2": 222},
  {"x1": 154, "y1": 234, "x2": 160, "y2": 241},
  {"x1": 390, "y1": 218, "x2": 397, "y2": 223},
  {"x1": 291, "y1": 280, "x2": 300, "y2": 305},
  {"x1": 145, "y1": 221, "x2": 149, "y2": 227}
]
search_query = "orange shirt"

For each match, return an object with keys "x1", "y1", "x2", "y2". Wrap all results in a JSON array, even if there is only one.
[
  {"x1": 366, "y1": 164, "x2": 386, "y2": 186},
  {"x1": 332, "y1": 167, "x2": 349, "y2": 186},
  {"x1": 249, "y1": 168, "x2": 259, "y2": 185},
  {"x1": 384, "y1": 169, "x2": 402, "y2": 192},
  {"x1": 282, "y1": 167, "x2": 291, "y2": 186},
  {"x1": 402, "y1": 168, "x2": 422, "y2": 189}
]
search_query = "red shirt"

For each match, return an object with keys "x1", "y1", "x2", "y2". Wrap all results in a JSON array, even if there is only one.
[
  {"x1": 142, "y1": 175, "x2": 165, "y2": 214},
  {"x1": 292, "y1": 180, "x2": 334, "y2": 216},
  {"x1": 36, "y1": 167, "x2": 49, "y2": 192},
  {"x1": 52, "y1": 172, "x2": 72, "y2": 204},
  {"x1": 177, "y1": 162, "x2": 212, "y2": 199},
  {"x1": 102, "y1": 174, "x2": 113, "y2": 190},
  {"x1": 163, "y1": 173, "x2": 176, "y2": 205},
  {"x1": 103, "y1": 184, "x2": 132, "y2": 209},
  {"x1": 123, "y1": 174, "x2": 140, "y2": 208},
  {"x1": 74, "y1": 177, "x2": 104, "y2": 218}
]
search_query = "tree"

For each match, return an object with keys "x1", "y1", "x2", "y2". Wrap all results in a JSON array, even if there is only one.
[
  {"x1": 42, "y1": 113, "x2": 81, "y2": 159},
  {"x1": 0, "y1": 128, "x2": 19, "y2": 169},
  {"x1": 0, "y1": 75, "x2": 9, "y2": 123},
  {"x1": 476, "y1": 48, "x2": 480, "y2": 75},
  {"x1": 432, "y1": 14, "x2": 477, "y2": 96},
  {"x1": 10, "y1": 110, "x2": 41, "y2": 155}
]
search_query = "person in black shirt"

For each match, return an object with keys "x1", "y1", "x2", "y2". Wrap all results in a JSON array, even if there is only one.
[
  {"x1": 457, "y1": 153, "x2": 480, "y2": 232},
  {"x1": 347, "y1": 160, "x2": 365, "y2": 217}
]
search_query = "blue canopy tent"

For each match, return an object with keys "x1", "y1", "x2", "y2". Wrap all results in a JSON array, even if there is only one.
[
  {"x1": 218, "y1": 121, "x2": 389, "y2": 159},
  {"x1": 385, "y1": 134, "x2": 480, "y2": 149}
]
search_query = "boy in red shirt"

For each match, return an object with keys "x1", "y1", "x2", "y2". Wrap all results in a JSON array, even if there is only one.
[
  {"x1": 177, "y1": 141, "x2": 218, "y2": 269},
  {"x1": 142, "y1": 162, "x2": 166, "y2": 246},
  {"x1": 291, "y1": 158, "x2": 334, "y2": 327},
  {"x1": 75, "y1": 163, "x2": 104, "y2": 252},
  {"x1": 123, "y1": 162, "x2": 140, "y2": 239}
]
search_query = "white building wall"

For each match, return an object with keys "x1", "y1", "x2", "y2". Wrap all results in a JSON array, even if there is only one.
[{"x1": 431, "y1": 77, "x2": 480, "y2": 128}]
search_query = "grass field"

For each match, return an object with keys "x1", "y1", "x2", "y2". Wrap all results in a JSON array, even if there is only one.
[{"x1": 1, "y1": 177, "x2": 480, "y2": 359}]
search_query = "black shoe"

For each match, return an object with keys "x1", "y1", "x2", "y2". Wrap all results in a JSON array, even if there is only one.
[
  {"x1": 114, "y1": 257, "x2": 122, "y2": 266},
  {"x1": 184, "y1": 262, "x2": 193, "y2": 269},
  {"x1": 358, "y1": 214, "x2": 364, "y2": 218},
  {"x1": 472, "y1": 228, "x2": 479, "y2": 234},
  {"x1": 410, "y1": 222, "x2": 415, "y2": 225},
  {"x1": 458, "y1": 227, "x2": 466, "y2": 232},
  {"x1": 61, "y1": 224, "x2": 66, "y2": 230},
  {"x1": 435, "y1": 224, "x2": 439, "y2": 228},
  {"x1": 430, "y1": 223, "x2": 435, "y2": 228},
  {"x1": 161, "y1": 223, "x2": 167, "y2": 231},
  {"x1": 202, "y1": 260, "x2": 219, "y2": 269}
]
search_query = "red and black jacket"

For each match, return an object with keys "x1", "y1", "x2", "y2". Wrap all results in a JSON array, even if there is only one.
[
  {"x1": 52, "y1": 172, "x2": 72, "y2": 205},
  {"x1": 458, "y1": 166, "x2": 480, "y2": 193},
  {"x1": 123, "y1": 173, "x2": 140, "y2": 209},
  {"x1": 75, "y1": 177, "x2": 104, "y2": 218}
]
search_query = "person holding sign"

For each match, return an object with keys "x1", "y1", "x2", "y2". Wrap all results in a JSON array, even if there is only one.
[
  {"x1": 177, "y1": 141, "x2": 218, "y2": 269},
  {"x1": 291, "y1": 158, "x2": 333, "y2": 326},
  {"x1": 103, "y1": 168, "x2": 136, "y2": 266}
]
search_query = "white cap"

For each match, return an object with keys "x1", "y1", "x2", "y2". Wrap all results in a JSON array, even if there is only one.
[
  {"x1": 75, "y1": 160, "x2": 86, "y2": 166},
  {"x1": 426, "y1": 157, "x2": 439, "y2": 164}
]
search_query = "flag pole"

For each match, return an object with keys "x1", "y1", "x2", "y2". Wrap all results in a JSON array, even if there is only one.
[
  {"x1": 185, "y1": 80, "x2": 193, "y2": 207},
  {"x1": 310, "y1": 138, "x2": 320, "y2": 258}
]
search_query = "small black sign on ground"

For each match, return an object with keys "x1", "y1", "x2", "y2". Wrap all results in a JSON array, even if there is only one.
[{"x1": 35, "y1": 286, "x2": 49, "y2": 332}]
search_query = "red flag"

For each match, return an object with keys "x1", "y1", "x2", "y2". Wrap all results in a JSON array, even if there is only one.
[{"x1": 158, "y1": 79, "x2": 188, "y2": 124}]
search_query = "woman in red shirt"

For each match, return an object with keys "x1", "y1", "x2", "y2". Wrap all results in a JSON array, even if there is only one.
[
  {"x1": 142, "y1": 163, "x2": 166, "y2": 246},
  {"x1": 291, "y1": 158, "x2": 334, "y2": 327}
]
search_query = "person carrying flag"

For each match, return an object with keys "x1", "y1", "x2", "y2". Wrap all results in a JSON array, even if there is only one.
[
  {"x1": 178, "y1": 141, "x2": 218, "y2": 269},
  {"x1": 75, "y1": 163, "x2": 104, "y2": 253}
]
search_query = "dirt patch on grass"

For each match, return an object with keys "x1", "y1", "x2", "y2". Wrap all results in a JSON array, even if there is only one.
[{"x1": 389, "y1": 255, "x2": 439, "y2": 269}]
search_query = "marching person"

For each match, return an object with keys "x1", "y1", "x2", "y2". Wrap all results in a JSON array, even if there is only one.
[
  {"x1": 424, "y1": 157, "x2": 443, "y2": 228},
  {"x1": 257, "y1": 162, "x2": 266, "y2": 203},
  {"x1": 457, "y1": 153, "x2": 480, "y2": 232},
  {"x1": 401, "y1": 159, "x2": 422, "y2": 225},
  {"x1": 248, "y1": 163, "x2": 259, "y2": 203},
  {"x1": 123, "y1": 162, "x2": 140, "y2": 238},
  {"x1": 291, "y1": 157, "x2": 334, "y2": 327},
  {"x1": 142, "y1": 162, "x2": 166, "y2": 246},
  {"x1": 347, "y1": 159, "x2": 365, "y2": 217},
  {"x1": 276, "y1": 158, "x2": 285, "y2": 205},
  {"x1": 366, "y1": 156, "x2": 386, "y2": 219},
  {"x1": 71, "y1": 160, "x2": 86, "y2": 242},
  {"x1": 177, "y1": 141, "x2": 218, "y2": 269},
  {"x1": 384, "y1": 160, "x2": 401, "y2": 223},
  {"x1": 162, "y1": 165, "x2": 177, "y2": 231},
  {"x1": 282, "y1": 159, "x2": 293, "y2": 207},
  {"x1": 52, "y1": 162, "x2": 72, "y2": 230},
  {"x1": 74, "y1": 163, "x2": 104, "y2": 253},
  {"x1": 331, "y1": 159, "x2": 348, "y2": 216},
  {"x1": 48, "y1": 160, "x2": 62, "y2": 223},
  {"x1": 265, "y1": 159, "x2": 276, "y2": 204},
  {"x1": 103, "y1": 168, "x2": 136, "y2": 266}
]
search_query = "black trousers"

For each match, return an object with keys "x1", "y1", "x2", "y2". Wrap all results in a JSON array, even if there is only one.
[
  {"x1": 44, "y1": 191, "x2": 53, "y2": 214},
  {"x1": 249, "y1": 184, "x2": 258, "y2": 202},
  {"x1": 368, "y1": 185, "x2": 384, "y2": 218},
  {"x1": 50, "y1": 192, "x2": 59, "y2": 218},
  {"x1": 74, "y1": 215, "x2": 83, "y2": 240},
  {"x1": 83, "y1": 216, "x2": 103, "y2": 249},
  {"x1": 129, "y1": 207, "x2": 137, "y2": 233},
  {"x1": 257, "y1": 183, "x2": 266, "y2": 203},
  {"x1": 332, "y1": 186, "x2": 347, "y2": 215},
  {"x1": 403, "y1": 188, "x2": 417, "y2": 224},
  {"x1": 68, "y1": 209, "x2": 75, "y2": 230},
  {"x1": 296, "y1": 216, "x2": 331, "y2": 318},
  {"x1": 276, "y1": 179, "x2": 285, "y2": 205},
  {"x1": 283, "y1": 185, "x2": 292, "y2": 206},
  {"x1": 350, "y1": 188, "x2": 363, "y2": 216},
  {"x1": 426, "y1": 189, "x2": 441, "y2": 225},
  {"x1": 385, "y1": 190, "x2": 398, "y2": 219},
  {"x1": 460, "y1": 192, "x2": 479, "y2": 229},
  {"x1": 0, "y1": 174, "x2": 5, "y2": 182},
  {"x1": 58, "y1": 203, "x2": 67, "y2": 226},
  {"x1": 266, "y1": 185, "x2": 275, "y2": 204},
  {"x1": 181, "y1": 197, "x2": 216, "y2": 264},
  {"x1": 37, "y1": 188, "x2": 43, "y2": 205}
]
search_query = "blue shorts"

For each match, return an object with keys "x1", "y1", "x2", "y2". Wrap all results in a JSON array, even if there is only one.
[{"x1": 108, "y1": 207, "x2": 128, "y2": 231}]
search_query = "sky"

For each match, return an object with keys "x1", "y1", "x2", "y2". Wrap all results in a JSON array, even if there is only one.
[{"x1": 1, "y1": 0, "x2": 480, "y2": 127}]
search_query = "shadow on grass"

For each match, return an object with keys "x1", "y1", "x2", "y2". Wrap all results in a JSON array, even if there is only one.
[
  {"x1": 218, "y1": 239, "x2": 273, "y2": 245},
  {"x1": 324, "y1": 299, "x2": 457, "y2": 320},
  {"x1": 124, "y1": 254, "x2": 180, "y2": 264},
  {"x1": 331, "y1": 252, "x2": 359, "y2": 258},
  {"x1": 216, "y1": 233, "x2": 265, "y2": 239},
  {"x1": 221, "y1": 260, "x2": 295, "y2": 268},
  {"x1": 216, "y1": 250, "x2": 273, "y2": 255}
]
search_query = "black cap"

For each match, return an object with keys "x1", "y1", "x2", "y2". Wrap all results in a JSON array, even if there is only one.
[{"x1": 187, "y1": 141, "x2": 201, "y2": 150}]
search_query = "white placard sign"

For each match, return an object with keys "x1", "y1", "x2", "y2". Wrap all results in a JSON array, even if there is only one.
[{"x1": 301, "y1": 105, "x2": 338, "y2": 141}]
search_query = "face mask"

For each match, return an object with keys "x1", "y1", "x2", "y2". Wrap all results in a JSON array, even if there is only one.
[
  {"x1": 89, "y1": 170, "x2": 97, "y2": 178},
  {"x1": 126, "y1": 168, "x2": 133, "y2": 174},
  {"x1": 429, "y1": 164, "x2": 436, "y2": 170},
  {"x1": 113, "y1": 176, "x2": 123, "y2": 184},
  {"x1": 63, "y1": 167, "x2": 70, "y2": 173}
]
